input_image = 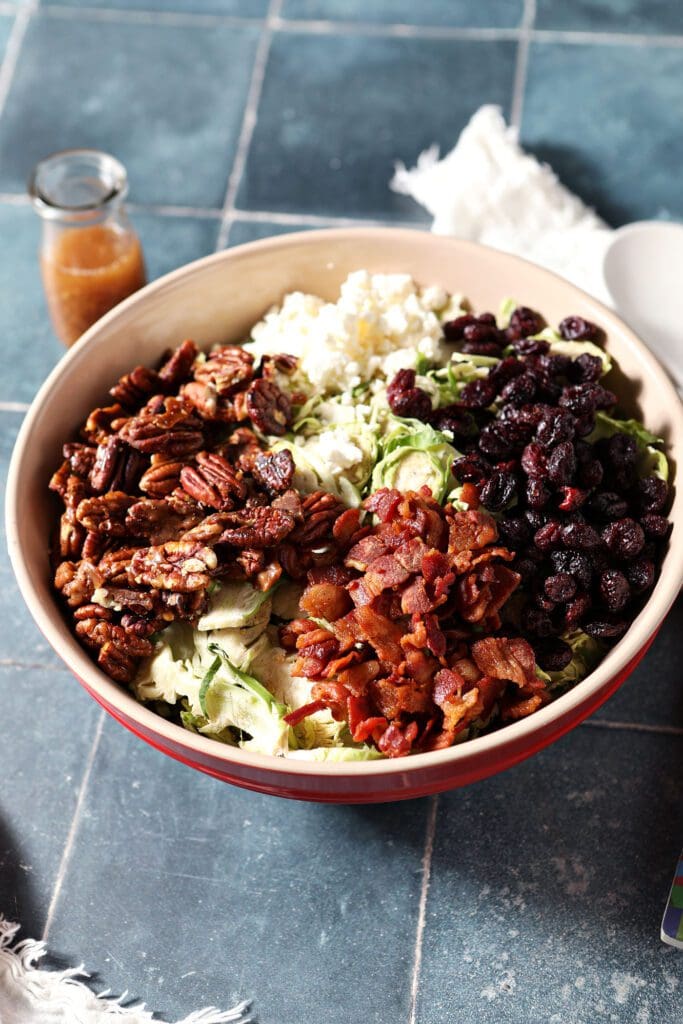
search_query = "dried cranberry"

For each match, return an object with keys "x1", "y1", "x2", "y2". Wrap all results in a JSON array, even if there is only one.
[
  {"x1": 387, "y1": 369, "x2": 432, "y2": 420},
  {"x1": 544, "y1": 572, "x2": 577, "y2": 602},
  {"x1": 564, "y1": 591, "x2": 592, "y2": 627},
  {"x1": 542, "y1": 353, "x2": 574, "y2": 378},
  {"x1": 534, "y1": 638, "x2": 573, "y2": 672},
  {"x1": 569, "y1": 353, "x2": 603, "y2": 384},
  {"x1": 520, "y1": 442, "x2": 546, "y2": 477},
  {"x1": 550, "y1": 549, "x2": 593, "y2": 589},
  {"x1": 558, "y1": 486, "x2": 588, "y2": 512},
  {"x1": 536, "y1": 409, "x2": 576, "y2": 448},
  {"x1": 633, "y1": 475, "x2": 668, "y2": 514},
  {"x1": 489, "y1": 357, "x2": 526, "y2": 389},
  {"x1": 497, "y1": 515, "x2": 531, "y2": 547},
  {"x1": 573, "y1": 414, "x2": 596, "y2": 438},
  {"x1": 526, "y1": 476, "x2": 551, "y2": 510},
  {"x1": 525, "y1": 509, "x2": 546, "y2": 531},
  {"x1": 599, "y1": 434, "x2": 638, "y2": 488},
  {"x1": 598, "y1": 569, "x2": 630, "y2": 612},
  {"x1": 577, "y1": 458, "x2": 604, "y2": 489},
  {"x1": 602, "y1": 518, "x2": 645, "y2": 560},
  {"x1": 593, "y1": 385, "x2": 617, "y2": 410},
  {"x1": 506, "y1": 305, "x2": 544, "y2": 341},
  {"x1": 626, "y1": 558, "x2": 655, "y2": 594},
  {"x1": 479, "y1": 470, "x2": 517, "y2": 512},
  {"x1": 547, "y1": 441, "x2": 576, "y2": 487},
  {"x1": 561, "y1": 520, "x2": 602, "y2": 551},
  {"x1": 640, "y1": 513, "x2": 671, "y2": 539},
  {"x1": 463, "y1": 315, "x2": 501, "y2": 345},
  {"x1": 559, "y1": 316, "x2": 600, "y2": 341},
  {"x1": 583, "y1": 618, "x2": 628, "y2": 641},
  {"x1": 478, "y1": 422, "x2": 516, "y2": 459},
  {"x1": 522, "y1": 605, "x2": 555, "y2": 637},
  {"x1": 434, "y1": 405, "x2": 477, "y2": 438},
  {"x1": 511, "y1": 337, "x2": 550, "y2": 357},
  {"x1": 588, "y1": 491, "x2": 629, "y2": 520},
  {"x1": 558, "y1": 384, "x2": 601, "y2": 417},
  {"x1": 443, "y1": 314, "x2": 475, "y2": 341},
  {"x1": 452, "y1": 453, "x2": 491, "y2": 484},
  {"x1": 500, "y1": 373, "x2": 537, "y2": 406},
  {"x1": 460, "y1": 339, "x2": 504, "y2": 357},
  {"x1": 459, "y1": 378, "x2": 496, "y2": 409},
  {"x1": 534, "y1": 519, "x2": 563, "y2": 552}
]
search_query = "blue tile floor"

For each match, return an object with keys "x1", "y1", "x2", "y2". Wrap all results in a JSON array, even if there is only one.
[{"x1": 0, "y1": 2, "x2": 682, "y2": 1022}]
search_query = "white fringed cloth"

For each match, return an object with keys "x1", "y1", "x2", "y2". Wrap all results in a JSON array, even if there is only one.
[{"x1": 0, "y1": 918, "x2": 250, "y2": 1024}]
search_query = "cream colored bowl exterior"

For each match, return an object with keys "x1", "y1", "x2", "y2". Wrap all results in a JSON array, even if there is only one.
[{"x1": 6, "y1": 229, "x2": 683, "y2": 802}]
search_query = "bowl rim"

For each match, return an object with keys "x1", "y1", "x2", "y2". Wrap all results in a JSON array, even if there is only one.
[{"x1": 7, "y1": 226, "x2": 683, "y2": 779}]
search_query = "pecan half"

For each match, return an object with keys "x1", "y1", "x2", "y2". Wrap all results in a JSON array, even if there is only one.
[
  {"x1": 97, "y1": 546, "x2": 142, "y2": 584},
  {"x1": 119, "y1": 404, "x2": 204, "y2": 456},
  {"x1": 158, "y1": 339, "x2": 199, "y2": 388},
  {"x1": 54, "y1": 560, "x2": 103, "y2": 607},
  {"x1": 139, "y1": 455, "x2": 185, "y2": 497},
  {"x1": 180, "y1": 381, "x2": 235, "y2": 423},
  {"x1": 252, "y1": 449, "x2": 295, "y2": 494},
  {"x1": 219, "y1": 506, "x2": 296, "y2": 549},
  {"x1": 299, "y1": 491, "x2": 345, "y2": 546},
  {"x1": 59, "y1": 514, "x2": 85, "y2": 559},
  {"x1": 126, "y1": 497, "x2": 203, "y2": 545},
  {"x1": 110, "y1": 365, "x2": 161, "y2": 408},
  {"x1": 76, "y1": 492, "x2": 135, "y2": 536},
  {"x1": 129, "y1": 540, "x2": 218, "y2": 592},
  {"x1": 193, "y1": 345, "x2": 254, "y2": 396},
  {"x1": 63, "y1": 442, "x2": 97, "y2": 479},
  {"x1": 245, "y1": 379, "x2": 291, "y2": 436},
  {"x1": 180, "y1": 452, "x2": 246, "y2": 510}
]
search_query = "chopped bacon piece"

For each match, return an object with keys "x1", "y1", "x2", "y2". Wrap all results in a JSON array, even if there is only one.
[
  {"x1": 377, "y1": 720, "x2": 419, "y2": 757},
  {"x1": 284, "y1": 700, "x2": 326, "y2": 726},
  {"x1": 364, "y1": 553, "x2": 412, "y2": 595},
  {"x1": 501, "y1": 693, "x2": 544, "y2": 720},
  {"x1": 345, "y1": 533, "x2": 393, "y2": 570},
  {"x1": 448, "y1": 509, "x2": 498, "y2": 553},
  {"x1": 400, "y1": 577, "x2": 433, "y2": 615},
  {"x1": 364, "y1": 488, "x2": 402, "y2": 522},
  {"x1": 471, "y1": 637, "x2": 537, "y2": 687}
]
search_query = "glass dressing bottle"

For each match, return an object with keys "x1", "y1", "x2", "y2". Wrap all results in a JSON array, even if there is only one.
[{"x1": 29, "y1": 149, "x2": 147, "y2": 348}]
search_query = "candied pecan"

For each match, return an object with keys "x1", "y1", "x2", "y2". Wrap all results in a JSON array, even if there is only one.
[
  {"x1": 178, "y1": 382, "x2": 218, "y2": 422},
  {"x1": 237, "y1": 547, "x2": 266, "y2": 577},
  {"x1": 258, "y1": 352, "x2": 298, "y2": 379},
  {"x1": 59, "y1": 514, "x2": 86, "y2": 559},
  {"x1": 97, "y1": 643, "x2": 138, "y2": 683},
  {"x1": 119, "y1": 404, "x2": 204, "y2": 456},
  {"x1": 82, "y1": 403, "x2": 126, "y2": 444},
  {"x1": 257, "y1": 561, "x2": 283, "y2": 592},
  {"x1": 252, "y1": 449, "x2": 295, "y2": 494},
  {"x1": 158, "y1": 339, "x2": 199, "y2": 387},
  {"x1": 130, "y1": 539, "x2": 217, "y2": 592},
  {"x1": 76, "y1": 492, "x2": 135, "y2": 536},
  {"x1": 299, "y1": 491, "x2": 345, "y2": 546},
  {"x1": 89, "y1": 436, "x2": 126, "y2": 493},
  {"x1": 63, "y1": 442, "x2": 97, "y2": 479},
  {"x1": 110, "y1": 365, "x2": 161, "y2": 408},
  {"x1": 82, "y1": 530, "x2": 108, "y2": 562},
  {"x1": 180, "y1": 451, "x2": 246, "y2": 510},
  {"x1": 219, "y1": 506, "x2": 296, "y2": 549},
  {"x1": 49, "y1": 460, "x2": 72, "y2": 500},
  {"x1": 97, "y1": 545, "x2": 142, "y2": 584},
  {"x1": 125, "y1": 497, "x2": 203, "y2": 545},
  {"x1": 73, "y1": 602, "x2": 113, "y2": 622},
  {"x1": 193, "y1": 345, "x2": 254, "y2": 395},
  {"x1": 245, "y1": 379, "x2": 292, "y2": 436},
  {"x1": 54, "y1": 560, "x2": 103, "y2": 607},
  {"x1": 139, "y1": 455, "x2": 184, "y2": 497}
]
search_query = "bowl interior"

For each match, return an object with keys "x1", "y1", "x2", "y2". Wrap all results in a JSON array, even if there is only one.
[{"x1": 7, "y1": 228, "x2": 683, "y2": 779}]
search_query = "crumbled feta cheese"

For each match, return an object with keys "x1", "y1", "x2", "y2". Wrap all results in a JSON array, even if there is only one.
[
  {"x1": 303, "y1": 426, "x2": 364, "y2": 477},
  {"x1": 245, "y1": 270, "x2": 449, "y2": 393}
]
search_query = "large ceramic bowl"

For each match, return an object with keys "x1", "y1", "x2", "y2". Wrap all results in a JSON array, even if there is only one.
[{"x1": 7, "y1": 229, "x2": 683, "y2": 802}]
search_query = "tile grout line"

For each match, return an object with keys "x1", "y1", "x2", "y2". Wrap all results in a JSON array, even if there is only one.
[
  {"x1": 408, "y1": 794, "x2": 438, "y2": 1024},
  {"x1": 42, "y1": 709, "x2": 106, "y2": 943},
  {"x1": 0, "y1": 657, "x2": 62, "y2": 670},
  {"x1": 0, "y1": 0, "x2": 35, "y2": 123},
  {"x1": 11, "y1": 5, "x2": 683, "y2": 47},
  {"x1": 509, "y1": 0, "x2": 535, "y2": 129},
  {"x1": 36, "y1": 4, "x2": 265, "y2": 30},
  {"x1": 581, "y1": 718, "x2": 683, "y2": 737},
  {"x1": 231, "y1": 208, "x2": 424, "y2": 230},
  {"x1": 215, "y1": 0, "x2": 283, "y2": 252}
]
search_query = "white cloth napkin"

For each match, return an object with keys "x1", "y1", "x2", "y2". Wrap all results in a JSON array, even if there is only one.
[
  {"x1": 391, "y1": 105, "x2": 614, "y2": 304},
  {"x1": 0, "y1": 919, "x2": 249, "y2": 1024}
]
